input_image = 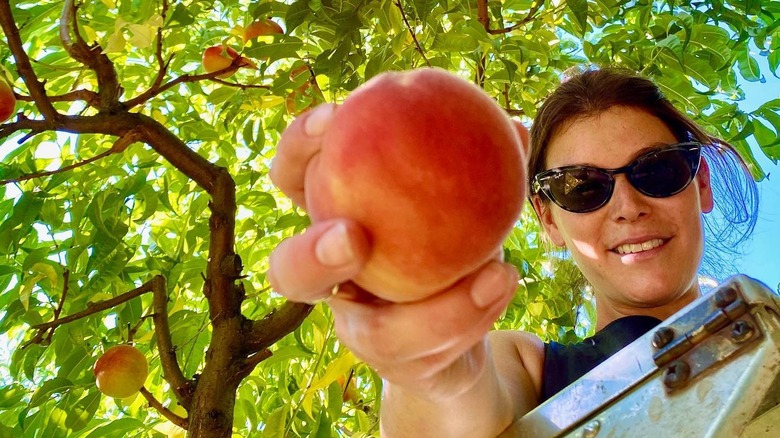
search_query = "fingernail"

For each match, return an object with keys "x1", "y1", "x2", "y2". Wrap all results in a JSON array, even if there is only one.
[
  {"x1": 315, "y1": 222, "x2": 354, "y2": 267},
  {"x1": 305, "y1": 103, "x2": 335, "y2": 136},
  {"x1": 470, "y1": 262, "x2": 517, "y2": 309}
]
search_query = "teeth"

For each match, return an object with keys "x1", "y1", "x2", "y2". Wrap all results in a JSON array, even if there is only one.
[{"x1": 616, "y1": 239, "x2": 664, "y2": 255}]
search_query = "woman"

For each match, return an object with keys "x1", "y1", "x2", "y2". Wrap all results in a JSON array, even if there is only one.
[{"x1": 267, "y1": 67, "x2": 757, "y2": 437}]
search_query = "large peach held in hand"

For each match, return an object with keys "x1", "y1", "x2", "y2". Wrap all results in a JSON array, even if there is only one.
[
  {"x1": 304, "y1": 68, "x2": 526, "y2": 302},
  {"x1": 0, "y1": 79, "x2": 16, "y2": 123},
  {"x1": 93, "y1": 344, "x2": 149, "y2": 398},
  {"x1": 202, "y1": 45, "x2": 256, "y2": 79}
]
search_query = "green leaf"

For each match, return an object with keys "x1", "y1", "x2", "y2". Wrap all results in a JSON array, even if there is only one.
[
  {"x1": 264, "y1": 404, "x2": 290, "y2": 437},
  {"x1": 120, "y1": 171, "x2": 148, "y2": 198},
  {"x1": 168, "y1": 3, "x2": 195, "y2": 26},
  {"x1": 566, "y1": 0, "x2": 588, "y2": 34},
  {"x1": 0, "y1": 192, "x2": 43, "y2": 235},
  {"x1": 431, "y1": 31, "x2": 478, "y2": 52},
  {"x1": 731, "y1": 119, "x2": 756, "y2": 142},
  {"x1": 769, "y1": 49, "x2": 780, "y2": 77},
  {"x1": 688, "y1": 24, "x2": 732, "y2": 69},
  {"x1": 752, "y1": 118, "x2": 778, "y2": 148},
  {"x1": 245, "y1": 39, "x2": 305, "y2": 62},
  {"x1": 285, "y1": 0, "x2": 311, "y2": 33},
  {"x1": 11, "y1": 343, "x2": 46, "y2": 381},
  {"x1": 410, "y1": 0, "x2": 437, "y2": 22},
  {"x1": 738, "y1": 50, "x2": 762, "y2": 82},
  {"x1": 29, "y1": 377, "x2": 73, "y2": 408},
  {"x1": 83, "y1": 244, "x2": 135, "y2": 293},
  {"x1": 312, "y1": 410, "x2": 332, "y2": 438},
  {"x1": 19, "y1": 273, "x2": 43, "y2": 310},
  {"x1": 0, "y1": 300, "x2": 25, "y2": 335},
  {"x1": 0, "y1": 384, "x2": 27, "y2": 409},
  {"x1": 326, "y1": 381, "x2": 342, "y2": 421},
  {"x1": 82, "y1": 417, "x2": 147, "y2": 438},
  {"x1": 58, "y1": 390, "x2": 102, "y2": 433}
]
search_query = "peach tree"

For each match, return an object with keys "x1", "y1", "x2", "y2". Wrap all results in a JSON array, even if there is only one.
[{"x1": 0, "y1": 0, "x2": 777, "y2": 436}]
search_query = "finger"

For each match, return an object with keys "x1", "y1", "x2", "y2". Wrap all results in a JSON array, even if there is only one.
[
  {"x1": 270, "y1": 103, "x2": 337, "y2": 207},
  {"x1": 267, "y1": 219, "x2": 370, "y2": 302},
  {"x1": 329, "y1": 260, "x2": 518, "y2": 363}
]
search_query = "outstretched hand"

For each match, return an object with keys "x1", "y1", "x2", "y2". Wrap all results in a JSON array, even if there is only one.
[{"x1": 267, "y1": 103, "x2": 519, "y2": 399}]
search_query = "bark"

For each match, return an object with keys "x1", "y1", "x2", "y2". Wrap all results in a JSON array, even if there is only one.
[{"x1": 0, "y1": 2, "x2": 315, "y2": 436}]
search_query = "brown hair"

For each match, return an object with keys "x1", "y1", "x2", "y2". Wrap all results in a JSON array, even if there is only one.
[
  {"x1": 530, "y1": 67, "x2": 717, "y2": 183},
  {"x1": 528, "y1": 66, "x2": 758, "y2": 278}
]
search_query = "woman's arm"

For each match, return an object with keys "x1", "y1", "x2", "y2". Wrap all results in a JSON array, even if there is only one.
[
  {"x1": 380, "y1": 330, "x2": 544, "y2": 437},
  {"x1": 269, "y1": 104, "x2": 536, "y2": 436}
]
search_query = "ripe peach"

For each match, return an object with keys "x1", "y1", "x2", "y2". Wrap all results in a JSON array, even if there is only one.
[
  {"x1": 304, "y1": 68, "x2": 526, "y2": 302},
  {"x1": 337, "y1": 374, "x2": 360, "y2": 404},
  {"x1": 285, "y1": 65, "x2": 324, "y2": 115},
  {"x1": 285, "y1": 83, "x2": 309, "y2": 115},
  {"x1": 202, "y1": 45, "x2": 256, "y2": 79},
  {"x1": 0, "y1": 79, "x2": 16, "y2": 123},
  {"x1": 242, "y1": 18, "x2": 284, "y2": 42},
  {"x1": 93, "y1": 344, "x2": 149, "y2": 398}
]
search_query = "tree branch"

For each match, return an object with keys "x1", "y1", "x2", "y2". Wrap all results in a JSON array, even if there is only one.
[
  {"x1": 473, "y1": 0, "x2": 544, "y2": 87},
  {"x1": 152, "y1": 0, "x2": 170, "y2": 93},
  {"x1": 127, "y1": 313, "x2": 155, "y2": 343},
  {"x1": 125, "y1": 69, "x2": 269, "y2": 109},
  {"x1": 0, "y1": 0, "x2": 59, "y2": 120},
  {"x1": 30, "y1": 277, "x2": 156, "y2": 330},
  {"x1": 0, "y1": 114, "x2": 47, "y2": 142},
  {"x1": 231, "y1": 301, "x2": 312, "y2": 380},
  {"x1": 150, "y1": 275, "x2": 194, "y2": 408},
  {"x1": 52, "y1": 270, "x2": 69, "y2": 321},
  {"x1": 243, "y1": 301, "x2": 313, "y2": 354},
  {"x1": 234, "y1": 349, "x2": 272, "y2": 381},
  {"x1": 477, "y1": 0, "x2": 489, "y2": 28},
  {"x1": 476, "y1": 0, "x2": 490, "y2": 88},
  {"x1": 0, "y1": 112, "x2": 220, "y2": 193},
  {"x1": 24, "y1": 277, "x2": 158, "y2": 349},
  {"x1": 41, "y1": 269, "x2": 71, "y2": 345},
  {"x1": 0, "y1": 131, "x2": 137, "y2": 186},
  {"x1": 14, "y1": 89, "x2": 100, "y2": 106},
  {"x1": 502, "y1": 83, "x2": 525, "y2": 117},
  {"x1": 60, "y1": 0, "x2": 123, "y2": 111},
  {"x1": 132, "y1": 112, "x2": 219, "y2": 193},
  {"x1": 204, "y1": 170, "x2": 239, "y2": 322},
  {"x1": 394, "y1": 0, "x2": 430, "y2": 67},
  {"x1": 139, "y1": 386, "x2": 189, "y2": 430},
  {"x1": 486, "y1": 0, "x2": 543, "y2": 35}
]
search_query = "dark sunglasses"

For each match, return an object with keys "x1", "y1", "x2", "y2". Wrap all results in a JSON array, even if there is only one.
[{"x1": 532, "y1": 142, "x2": 703, "y2": 213}]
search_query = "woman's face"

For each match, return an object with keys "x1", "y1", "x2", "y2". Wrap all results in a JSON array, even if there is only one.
[{"x1": 533, "y1": 105, "x2": 714, "y2": 323}]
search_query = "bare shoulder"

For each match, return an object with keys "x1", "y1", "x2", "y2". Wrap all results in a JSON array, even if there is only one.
[{"x1": 487, "y1": 330, "x2": 545, "y2": 416}]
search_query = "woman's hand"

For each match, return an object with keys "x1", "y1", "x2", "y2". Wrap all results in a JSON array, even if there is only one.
[{"x1": 267, "y1": 103, "x2": 519, "y2": 401}]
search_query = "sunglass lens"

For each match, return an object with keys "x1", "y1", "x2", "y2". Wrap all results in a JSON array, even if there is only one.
[
  {"x1": 547, "y1": 168, "x2": 613, "y2": 212},
  {"x1": 631, "y1": 148, "x2": 697, "y2": 197}
]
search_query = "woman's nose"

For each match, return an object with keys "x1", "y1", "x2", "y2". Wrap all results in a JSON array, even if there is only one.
[{"x1": 608, "y1": 175, "x2": 651, "y2": 222}]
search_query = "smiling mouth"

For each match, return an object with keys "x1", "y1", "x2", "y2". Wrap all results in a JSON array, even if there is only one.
[{"x1": 614, "y1": 238, "x2": 665, "y2": 255}]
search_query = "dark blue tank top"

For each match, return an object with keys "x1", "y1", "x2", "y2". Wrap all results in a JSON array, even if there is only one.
[{"x1": 540, "y1": 315, "x2": 662, "y2": 402}]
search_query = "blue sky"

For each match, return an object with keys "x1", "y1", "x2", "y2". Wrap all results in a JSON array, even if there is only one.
[{"x1": 730, "y1": 72, "x2": 780, "y2": 292}]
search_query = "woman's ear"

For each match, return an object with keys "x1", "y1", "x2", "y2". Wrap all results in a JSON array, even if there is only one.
[
  {"x1": 696, "y1": 156, "x2": 714, "y2": 213},
  {"x1": 531, "y1": 195, "x2": 566, "y2": 247}
]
